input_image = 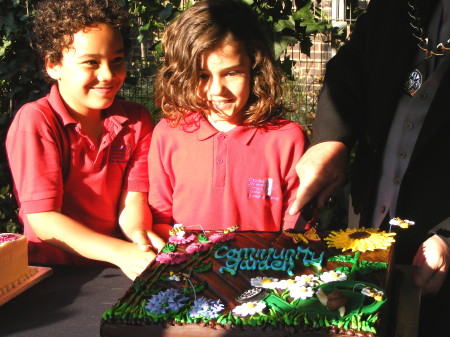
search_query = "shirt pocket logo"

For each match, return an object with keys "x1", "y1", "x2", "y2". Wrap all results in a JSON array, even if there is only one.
[
  {"x1": 110, "y1": 144, "x2": 131, "y2": 163},
  {"x1": 247, "y1": 178, "x2": 279, "y2": 200}
]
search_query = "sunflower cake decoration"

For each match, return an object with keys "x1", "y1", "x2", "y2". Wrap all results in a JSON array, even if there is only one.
[{"x1": 325, "y1": 227, "x2": 396, "y2": 252}]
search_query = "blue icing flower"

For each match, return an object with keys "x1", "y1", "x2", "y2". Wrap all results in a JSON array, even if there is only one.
[
  {"x1": 145, "y1": 288, "x2": 190, "y2": 315},
  {"x1": 188, "y1": 297, "x2": 224, "y2": 319}
]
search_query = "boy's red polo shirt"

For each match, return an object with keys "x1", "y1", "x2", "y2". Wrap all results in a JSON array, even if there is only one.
[
  {"x1": 6, "y1": 85, "x2": 153, "y2": 265},
  {"x1": 149, "y1": 113, "x2": 308, "y2": 232}
]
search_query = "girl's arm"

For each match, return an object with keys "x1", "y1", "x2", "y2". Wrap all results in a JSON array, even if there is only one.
[{"x1": 118, "y1": 190, "x2": 166, "y2": 251}]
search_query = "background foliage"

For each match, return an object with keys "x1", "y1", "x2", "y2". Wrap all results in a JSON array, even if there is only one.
[{"x1": 0, "y1": 0, "x2": 359, "y2": 233}]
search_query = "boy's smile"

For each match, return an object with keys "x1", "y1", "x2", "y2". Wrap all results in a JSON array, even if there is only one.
[
  {"x1": 46, "y1": 23, "x2": 126, "y2": 118},
  {"x1": 198, "y1": 42, "x2": 251, "y2": 131}
]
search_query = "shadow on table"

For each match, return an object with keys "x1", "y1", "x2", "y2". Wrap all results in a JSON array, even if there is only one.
[{"x1": 0, "y1": 265, "x2": 131, "y2": 337}]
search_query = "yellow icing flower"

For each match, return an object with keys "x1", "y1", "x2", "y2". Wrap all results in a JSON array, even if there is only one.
[{"x1": 325, "y1": 227, "x2": 396, "y2": 252}]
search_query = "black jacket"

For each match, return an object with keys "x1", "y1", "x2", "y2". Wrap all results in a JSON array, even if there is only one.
[{"x1": 312, "y1": 0, "x2": 450, "y2": 263}]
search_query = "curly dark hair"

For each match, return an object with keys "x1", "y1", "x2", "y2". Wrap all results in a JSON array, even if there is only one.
[
  {"x1": 155, "y1": 0, "x2": 286, "y2": 128},
  {"x1": 33, "y1": 0, "x2": 130, "y2": 81}
]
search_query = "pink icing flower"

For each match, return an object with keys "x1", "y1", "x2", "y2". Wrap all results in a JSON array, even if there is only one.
[
  {"x1": 186, "y1": 242, "x2": 210, "y2": 254},
  {"x1": 209, "y1": 232, "x2": 236, "y2": 243},
  {"x1": 168, "y1": 233, "x2": 196, "y2": 244},
  {"x1": 156, "y1": 252, "x2": 187, "y2": 265},
  {"x1": 0, "y1": 233, "x2": 18, "y2": 243}
]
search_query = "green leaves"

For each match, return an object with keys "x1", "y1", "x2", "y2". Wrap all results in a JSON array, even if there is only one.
[
  {"x1": 248, "y1": 0, "x2": 332, "y2": 60},
  {"x1": 274, "y1": 17, "x2": 296, "y2": 32},
  {"x1": 192, "y1": 260, "x2": 213, "y2": 273},
  {"x1": 0, "y1": 0, "x2": 45, "y2": 233}
]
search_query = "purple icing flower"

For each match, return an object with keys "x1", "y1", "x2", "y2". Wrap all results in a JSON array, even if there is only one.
[
  {"x1": 188, "y1": 297, "x2": 224, "y2": 319},
  {"x1": 209, "y1": 232, "x2": 236, "y2": 243},
  {"x1": 0, "y1": 233, "x2": 18, "y2": 243},
  {"x1": 156, "y1": 252, "x2": 187, "y2": 265},
  {"x1": 185, "y1": 242, "x2": 210, "y2": 254},
  {"x1": 168, "y1": 233, "x2": 196, "y2": 244},
  {"x1": 145, "y1": 288, "x2": 190, "y2": 315}
]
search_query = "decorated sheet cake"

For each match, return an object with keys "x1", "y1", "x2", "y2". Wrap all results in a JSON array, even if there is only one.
[{"x1": 101, "y1": 226, "x2": 395, "y2": 337}]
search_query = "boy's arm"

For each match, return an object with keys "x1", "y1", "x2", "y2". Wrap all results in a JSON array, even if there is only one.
[{"x1": 26, "y1": 209, "x2": 159, "y2": 280}]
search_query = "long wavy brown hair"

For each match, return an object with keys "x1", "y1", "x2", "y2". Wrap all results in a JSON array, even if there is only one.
[
  {"x1": 155, "y1": 0, "x2": 287, "y2": 128},
  {"x1": 33, "y1": 0, "x2": 130, "y2": 82}
]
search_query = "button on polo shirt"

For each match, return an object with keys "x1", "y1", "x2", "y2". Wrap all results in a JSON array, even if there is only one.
[
  {"x1": 214, "y1": 133, "x2": 227, "y2": 187},
  {"x1": 6, "y1": 84, "x2": 153, "y2": 265},
  {"x1": 149, "y1": 113, "x2": 308, "y2": 231}
]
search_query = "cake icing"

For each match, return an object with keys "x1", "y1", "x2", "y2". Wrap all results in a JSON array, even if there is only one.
[
  {"x1": 101, "y1": 227, "x2": 395, "y2": 337},
  {"x1": 0, "y1": 233, "x2": 37, "y2": 295}
]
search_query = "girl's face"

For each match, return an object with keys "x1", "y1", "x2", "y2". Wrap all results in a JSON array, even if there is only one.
[
  {"x1": 198, "y1": 42, "x2": 251, "y2": 130},
  {"x1": 46, "y1": 23, "x2": 126, "y2": 117}
]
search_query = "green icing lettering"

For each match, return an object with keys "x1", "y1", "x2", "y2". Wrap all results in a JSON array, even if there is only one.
[
  {"x1": 272, "y1": 248, "x2": 285, "y2": 260},
  {"x1": 240, "y1": 259, "x2": 257, "y2": 270},
  {"x1": 284, "y1": 260, "x2": 296, "y2": 276},
  {"x1": 226, "y1": 248, "x2": 239, "y2": 259},
  {"x1": 303, "y1": 251, "x2": 324, "y2": 268},
  {"x1": 255, "y1": 249, "x2": 267, "y2": 259},
  {"x1": 215, "y1": 245, "x2": 324, "y2": 275},
  {"x1": 270, "y1": 260, "x2": 284, "y2": 270},
  {"x1": 284, "y1": 249, "x2": 297, "y2": 262},
  {"x1": 266, "y1": 248, "x2": 275, "y2": 260},
  {"x1": 238, "y1": 248, "x2": 256, "y2": 260},
  {"x1": 215, "y1": 245, "x2": 228, "y2": 259},
  {"x1": 296, "y1": 247, "x2": 324, "y2": 268},
  {"x1": 220, "y1": 255, "x2": 241, "y2": 275},
  {"x1": 258, "y1": 259, "x2": 270, "y2": 270}
]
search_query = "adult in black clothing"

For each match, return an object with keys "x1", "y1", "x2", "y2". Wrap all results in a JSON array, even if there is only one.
[{"x1": 290, "y1": 0, "x2": 450, "y2": 335}]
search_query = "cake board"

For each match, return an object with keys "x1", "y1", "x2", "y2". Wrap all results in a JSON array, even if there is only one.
[{"x1": 0, "y1": 266, "x2": 53, "y2": 306}]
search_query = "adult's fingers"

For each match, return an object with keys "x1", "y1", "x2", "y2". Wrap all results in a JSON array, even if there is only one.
[
  {"x1": 412, "y1": 235, "x2": 450, "y2": 295},
  {"x1": 289, "y1": 141, "x2": 348, "y2": 215}
]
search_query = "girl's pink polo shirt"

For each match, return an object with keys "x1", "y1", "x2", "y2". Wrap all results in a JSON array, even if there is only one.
[
  {"x1": 149, "y1": 113, "x2": 308, "y2": 232},
  {"x1": 6, "y1": 84, "x2": 153, "y2": 265}
]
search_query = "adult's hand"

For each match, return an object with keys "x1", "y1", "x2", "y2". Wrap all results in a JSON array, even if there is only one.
[
  {"x1": 412, "y1": 234, "x2": 450, "y2": 296},
  {"x1": 289, "y1": 141, "x2": 348, "y2": 215}
]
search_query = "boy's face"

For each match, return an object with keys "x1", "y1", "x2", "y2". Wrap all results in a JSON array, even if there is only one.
[
  {"x1": 198, "y1": 42, "x2": 251, "y2": 127},
  {"x1": 46, "y1": 23, "x2": 126, "y2": 116}
]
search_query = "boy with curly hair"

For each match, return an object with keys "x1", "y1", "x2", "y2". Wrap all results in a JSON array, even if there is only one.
[{"x1": 6, "y1": 0, "x2": 164, "y2": 279}]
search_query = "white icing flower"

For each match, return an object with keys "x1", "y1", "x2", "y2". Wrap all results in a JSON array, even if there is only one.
[
  {"x1": 294, "y1": 274, "x2": 320, "y2": 287},
  {"x1": 289, "y1": 285, "x2": 315, "y2": 300},
  {"x1": 250, "y1": 276, "x2": 279, "y2": 289},
  {"x1": 232, "y1": 301, "x2": 266, "y2": 316},
  {"x1": 275, "y1": 279, "x2": 296, "y2": 290},
  {"x1": 319, "y1": 270, "x2": 348, "y2": 283}
]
